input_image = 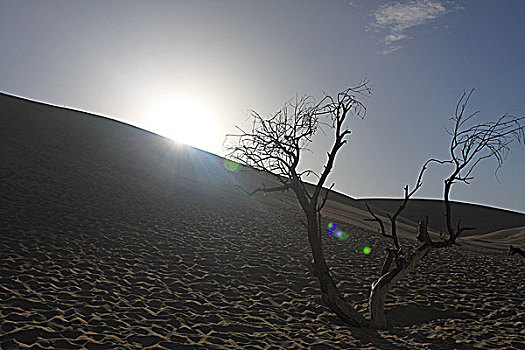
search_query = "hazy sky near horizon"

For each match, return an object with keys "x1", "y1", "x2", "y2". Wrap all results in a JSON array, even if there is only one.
[{"x1": 1, "y1": 0, "x2": 524, "y2": 213}]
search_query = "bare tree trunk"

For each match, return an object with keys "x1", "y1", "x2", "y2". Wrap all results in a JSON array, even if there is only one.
[
  {"x1": 368, "y1": 242, "x2": 432, "y2": 328},
  {"x1": 305, "y1": 209, "x2": 366, "y2": 327}
]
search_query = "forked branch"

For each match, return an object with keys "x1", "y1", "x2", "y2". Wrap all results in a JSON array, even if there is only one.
[
  {"x1": 365, "y1": 202, "x2": 390, "y2": 239},
  {"x1": 366, "y1": 156, "x2": 440, "y2": 250}
]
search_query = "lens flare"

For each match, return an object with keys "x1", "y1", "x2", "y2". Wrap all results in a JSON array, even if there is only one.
[
  {"x1": 327, "y1": 222, "x2": 337, "y2": 238},
  {"x1": 327, "y1": 222, "x2": 347, "y2": 240},
  {"x1": 363, "y1": 246, "x2": 372, "y2": 255},
  {"x1": 224, "y1": 159, "x2": 241, "y2": 172}
]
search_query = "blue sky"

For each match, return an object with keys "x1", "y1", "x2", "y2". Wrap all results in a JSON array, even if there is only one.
[{"x1": 1, "y1": 0, "x2": 524, "y2": 212}]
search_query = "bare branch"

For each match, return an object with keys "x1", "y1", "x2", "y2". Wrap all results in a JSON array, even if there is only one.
[
  {"x1": 313, "y1": 80, "x2": 372, "y2": 203},
  {"x1": 380, "y1": 249, "x2": 395, "y2": 275},
  {"x1": 455, "y1": 219, "x2": 475, "y2": 239},
  {"x1": 225, "y1": 94, "x2": 320, "y2": 179},
  {"x1": 365, "y1": 202, "x2": 392, "y2": 239},
  {"x1": 373, "y1": 157, "x2": 446, "y2": 250},
  {"x1": 318, "y1": 183, "x2": 335, "y2": 213},
  {"x1": 416, "y1": 216, "x2": 431, "y2": 243}
]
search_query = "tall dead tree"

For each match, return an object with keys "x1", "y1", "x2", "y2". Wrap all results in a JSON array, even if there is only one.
[
  {"x1": 366, "y1": 90, "x2": 525, "y2": 328},
  {"x1": 226, "y1": 81, "x2": 372, "y2": 327},
  {"x1": 226, "y1": 86, "x2": 524, "y2": 329}
]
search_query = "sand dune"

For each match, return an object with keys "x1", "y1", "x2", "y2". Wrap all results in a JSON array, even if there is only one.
[
  {"x1": 359, "y1": 199, "x2": 525, "y2": 238},
  {"x1": 1, "y1": 93, "x2": 524, "y2": 349},
  {"x1": 461, "y1": 226, "x2": 525, "y2": 251}
]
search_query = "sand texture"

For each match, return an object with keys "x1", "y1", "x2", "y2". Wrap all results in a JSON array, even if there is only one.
[{"x1": 1, "y1": 93, "x2": 525, "y2": 349}]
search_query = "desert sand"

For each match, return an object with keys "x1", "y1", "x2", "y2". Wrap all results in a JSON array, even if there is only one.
[{"x1": 1, "y1": 93, "x2": 524, "y2": 349}]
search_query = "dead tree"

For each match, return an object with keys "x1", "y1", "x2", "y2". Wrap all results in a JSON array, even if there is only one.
[
  {"x1": 366, "y1": 90, "x2": 525, "y2": 328},
  {"x1": 226, "y1": 81, "x2": 372, "y2": 327},
  {"x1": 226, "y1": 86, "x2": 523, "y2": 329}
]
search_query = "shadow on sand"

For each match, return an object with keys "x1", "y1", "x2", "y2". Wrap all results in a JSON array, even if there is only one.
[
  {"x1": 386, "y1": 303, "x2": 472, "y2": 327},
  {"x1": 349, "y1": 304, "x2": 476, "y2": 350}
]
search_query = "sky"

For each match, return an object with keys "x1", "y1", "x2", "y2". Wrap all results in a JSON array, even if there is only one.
[{"x1": 1, "y1": 0, "x2": 524, "y2": 213}]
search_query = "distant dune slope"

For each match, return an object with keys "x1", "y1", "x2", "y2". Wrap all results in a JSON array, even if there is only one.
[
  {"x1": 357, "y1": 199, "x2": 525, "y2": 244},
  {"x1": 461, "y1": 226, "x2": 525, "y2": 251},
  {"x1": 2, "y1": 91, "x2": 523, "y2": 247}
]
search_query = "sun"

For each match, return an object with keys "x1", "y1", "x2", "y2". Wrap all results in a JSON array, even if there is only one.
[{"x1": 147, "y1": 98, "x2": 218, "y2": 152}]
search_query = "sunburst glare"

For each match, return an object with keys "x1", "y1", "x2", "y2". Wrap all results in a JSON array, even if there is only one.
[{"x1": 147, "y1": 98, "x2": 219, "y2": 153}]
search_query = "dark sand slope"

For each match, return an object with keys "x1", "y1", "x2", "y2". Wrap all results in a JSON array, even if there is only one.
[{"x1": 1, "y1": 93, "x2": 524, "y2": 349}]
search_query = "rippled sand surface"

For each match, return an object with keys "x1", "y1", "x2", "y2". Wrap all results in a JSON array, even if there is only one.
[{"x1": 2, "y1": 169, "x2": 524, "y2": 349}]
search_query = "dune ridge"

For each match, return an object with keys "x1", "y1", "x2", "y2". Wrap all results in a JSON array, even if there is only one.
[{"x1": 1, "y1": 93, "x2": 524, "y2": 349}]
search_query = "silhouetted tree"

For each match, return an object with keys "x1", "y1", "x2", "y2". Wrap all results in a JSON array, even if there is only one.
[
  {"x1": 366, "y1": 90, "x2": 525, "y2": 328},
  {"x1": 226, "y1": 81, "x2": 372, "y2": 327},
  {"x1": 226, "y1": 87, "x2": 524, "y2": 329}
]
